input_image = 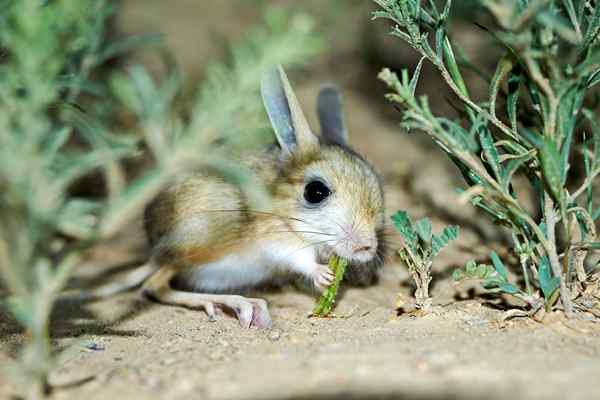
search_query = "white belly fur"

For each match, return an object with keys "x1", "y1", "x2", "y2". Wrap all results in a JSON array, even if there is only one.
[{"x1": 182, "y1": 240, "x2": 317, "y2": 293}]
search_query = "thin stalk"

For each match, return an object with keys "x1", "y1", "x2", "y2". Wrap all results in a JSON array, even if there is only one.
[
  {"x1": 570, "y1": 168, "x2": 600, "y2": 201},
  {"x1": 544, "y1": 193, "x2": 573, "y2": 316}
]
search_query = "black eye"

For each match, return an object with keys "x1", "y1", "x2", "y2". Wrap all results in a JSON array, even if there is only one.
[{"x1": 304, "y1": 180, "x2": 331, "y2": 205}]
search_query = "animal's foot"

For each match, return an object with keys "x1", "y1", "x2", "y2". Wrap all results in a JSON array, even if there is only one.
[
  {"x1": 213, "y1": 295, "x2": 272, "y2": 329},
  {"x1": 312, "y1": 263, "x2": 334, "y2": 292}
]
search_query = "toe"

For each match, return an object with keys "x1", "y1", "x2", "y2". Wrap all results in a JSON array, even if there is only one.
[
  {"x1": 250, "y1": 300, "x2": 272, "y2": 329},
  {"x1": 230, "y1": 298, "x2": 253, "y2": 329},
  {"x1": 204, "y1": 302, "x2": 217, "y2": 322}
]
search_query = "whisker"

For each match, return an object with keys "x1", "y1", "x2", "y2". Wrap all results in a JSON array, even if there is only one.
[
  {"x1": 142, "y1": 207, "x2": 308, "y2": 225},
  {"x1": 273, "y1": 238, "x2": 339, "y2": 268},
  {"x1": 164, "y1": 230, "x2": 337, "y2": 264}
]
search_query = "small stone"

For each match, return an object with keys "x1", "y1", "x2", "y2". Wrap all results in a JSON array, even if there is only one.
[
  {"x1": 83, "y1": 341, "x2": 105, "y2": 351},
  {"x1": 268, "y1": 329, "x2": 282, "y2": 342}
]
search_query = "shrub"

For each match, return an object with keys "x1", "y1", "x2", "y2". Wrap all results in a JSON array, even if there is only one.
[
  {"x1": 374, "y1": 0, "x2": 600, "y2": 317},
  {"x1": 0, "y1": 1, "x2": 321, "y2": 398}
]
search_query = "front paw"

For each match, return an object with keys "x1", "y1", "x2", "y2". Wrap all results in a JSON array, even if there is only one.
[{"x1": 312, "y1": 263, "x2": 334, "y2": 292}]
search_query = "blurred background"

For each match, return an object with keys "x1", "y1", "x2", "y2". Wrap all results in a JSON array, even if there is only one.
[{"x1": 109, "y1": 0, "x2": 496, "y2": 229}]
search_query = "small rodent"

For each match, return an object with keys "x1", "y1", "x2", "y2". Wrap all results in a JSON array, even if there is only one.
[{"x1": 141, "y1": 66, "x2": 387, "y2": 328}]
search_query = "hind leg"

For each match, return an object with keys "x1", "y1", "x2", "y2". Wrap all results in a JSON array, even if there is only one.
[{"x1": 142, "y1": 265, "x2": 272, "y2": 329}]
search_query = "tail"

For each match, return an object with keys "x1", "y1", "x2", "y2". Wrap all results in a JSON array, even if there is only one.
[{"x1": 60, "y1": 260, "x2": 158, "y2": 301}]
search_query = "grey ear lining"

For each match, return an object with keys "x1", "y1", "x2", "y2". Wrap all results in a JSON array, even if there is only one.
[
  {"x1": 261, "y1": 67, "x2": 296, "y2": 153},
  {"x1": 261, "y1": 65, "x2": 318, "y2": 154},
  {"x1": 317, "y1": 85, "x2": 348, "y2": 146}
]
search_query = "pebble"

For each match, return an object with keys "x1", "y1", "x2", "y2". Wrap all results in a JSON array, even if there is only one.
[
  {"x1": 83, "y1": 341, "x2": 105, "y2": 351},
  {"x1": 268, "y1": 329, "x2": 282, "y2": 342}
]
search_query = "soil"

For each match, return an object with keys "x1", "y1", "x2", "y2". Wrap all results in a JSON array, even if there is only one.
[{"x1": 2, "y1": 2, "x2": 600, "y2": 399}]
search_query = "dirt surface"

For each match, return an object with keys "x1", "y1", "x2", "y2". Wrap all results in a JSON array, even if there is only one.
[{"x1": 2, "y1": 2, "x2": 600, "y2": 399}]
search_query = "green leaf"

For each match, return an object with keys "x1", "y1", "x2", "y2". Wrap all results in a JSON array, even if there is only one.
[
  {"x1": 465, "y1": 260, "x2": 477, "y2": 277},
  {"x1": 414, "y1": 217, "x2": 432, "y2": 243},
  {"x1": 593, "y1": 206, "x2": 600, "y2": 221},
  {"x1": 479, "y1": 127, "x2": 502, "y2": 180},
  {"x1": 489, "y1": 53, "x2": 514, "y2": 118},
  {"x1": 498, "y1": 282, "x2": 520, "y2": 294},
  {"x1": 500, "y1": 152, "x2": 534, "y2": 193},
  {"x1": 581, "y1": 3, "x2": 600, "y2": 52},
  {"x1": 506, "y1": 67, "x2": 521, "y2": 133},
  {"x1": 391, "y1": 211, "x2": 418, "y2": 252},
  {"x1": 538, "y1": 256, "x2": 560, "y2": 300},
  {"x1": 99, "y1": 170, "x2": 168, "y2": 237},
  {"x1": 452, "y1": 268, "x2": 466, "y2": 281},
  {"x1": 443, "y1": 36, "x2": 469, "y2": 98},
  {"x1": 477, "y1": 264, "x2": 495, "y2": 279},
  {"x1": 490, "y1": 251, "x2": 508, "y2": 281},
  {"x1": 539, "y1": 138, "x2": 563, "y2": 202},
  {"x1": 98, "y1": 33, "x2": 162, "y2": 65},
  {"x1": 409, "y1": 57, "x2": 425, "y2": 96},
  {"x1": 431, "y1": 225, "x2": 459, "y2": 256}
]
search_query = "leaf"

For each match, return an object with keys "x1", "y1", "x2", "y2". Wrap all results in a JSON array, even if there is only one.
[
  {"x1": 582, "y1": 109, "x2": 600, "y2": 168},
  {"x1": 431, "y1": 225, "x2": 459, "y2": 256},
  {"x1": 442, "y1": 37, "x2": 470, "y2": 98},
  {"x1": 539, "y1": 138, "x2": 563, "y2": 202},
  {"x1": 98, "y1": 33, "x2": 162, "y2": 65},
  {"x1": 498, "y1": 282, "x2": 520, "y2": 294},
  {"x1": 476, "y1": 264, "x2": 495, "y2": 279},
  {"x1": 99, "y1": 170, "x2": 168, "y2": 238},
  {"x1": 452, "y1": 268, "x2": 466, "y2": 281},
  {"x1": 409, "y1": 57, "x2": 425, "y2": 96},
  {"x1": 581, "y1": 3, "x2": 600, "y2": 52},
  {"x1": 414, "y1": 218, "x2": 432, "y2": 243},
  {"x1": 490, "y1": 251, "x2": 508, "y2": 281},
  {"x1": 538, "y1": 256, "x2": 560, "y2": 300},
  {"x1": 506, "y1": 67, "x2": 521, "y2": 132},
  {"x1": 593, "y1": 206, "x2": 600, "y2": 221},
  {"x1": 479, "y1": 127, "x2": 502, "y2": 180},
  {"x1": 500, "y1": 152, "x2": 534, "y2": 193},
  {"x1": 465, "y1": 260, "x2": 477, "y2": 277},
  {"x1": 391, "y1": 211, "x2": 418, "y2": 252},
  {"x1": 489, "y1": 53, "x2": 514, "y2": 119}
]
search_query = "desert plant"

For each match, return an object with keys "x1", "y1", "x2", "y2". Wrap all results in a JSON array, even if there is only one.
[
  {"x1": 453, "y1": 251, "x2": 561, "y2": 314},
  {"x1": 0, "y1": 1, "x2": 321, "y2": 398},
  {"x1": 374, "y1": 0, "x2": 600, "y2": 317},
  {"x1": 392, "y1": 211, "x2": 459, "y2": 311}
]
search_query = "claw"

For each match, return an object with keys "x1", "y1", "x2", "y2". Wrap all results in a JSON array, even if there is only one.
[
  {"x1": 313, "y1": 263, "x2": 334, "y2": 291},
  {"x1": 204, "y1": 302, "x2": 217, "y2": 322},
  {"x1": 250, "y1": 300, "x2": 272, "y2": 329},
  {"x1": 234, "y1": 301, "x2": 254, "y2": 329}
]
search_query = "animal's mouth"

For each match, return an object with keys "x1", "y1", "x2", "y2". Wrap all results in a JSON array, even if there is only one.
[{"x1": 317, "y1": 243, "x2": 376, "y2": 265}]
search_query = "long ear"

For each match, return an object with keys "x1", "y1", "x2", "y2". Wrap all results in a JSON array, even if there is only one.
[
  {"x1": 317, "y1": 85, "x2": 348, "y2": 146},
  {"x1": 261, "y1": 65, "x2": 318, "y2": 155}
]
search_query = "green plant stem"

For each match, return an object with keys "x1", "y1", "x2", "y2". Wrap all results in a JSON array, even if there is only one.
[
  {"x1": 312, "y1": 255, "x2": 348, "y2": 316},
  {"x1": 544, "y1": 193, "x2": 574, "y2": 316},
  {"x1": 516, "y1": 247, "x2": 533, "y2": 295}
]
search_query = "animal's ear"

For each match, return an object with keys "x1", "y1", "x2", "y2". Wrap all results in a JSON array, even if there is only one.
[
  {"x1": 261, "y1": 65, "x2": 318, "y2": 155},
  {"x1": 317, "y1": 85, "x2": 348, "y2": 146}
]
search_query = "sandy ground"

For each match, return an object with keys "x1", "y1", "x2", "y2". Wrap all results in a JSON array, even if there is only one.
[{"x1": 2, "y1": 2, "x2": 600, "y2": 399}]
